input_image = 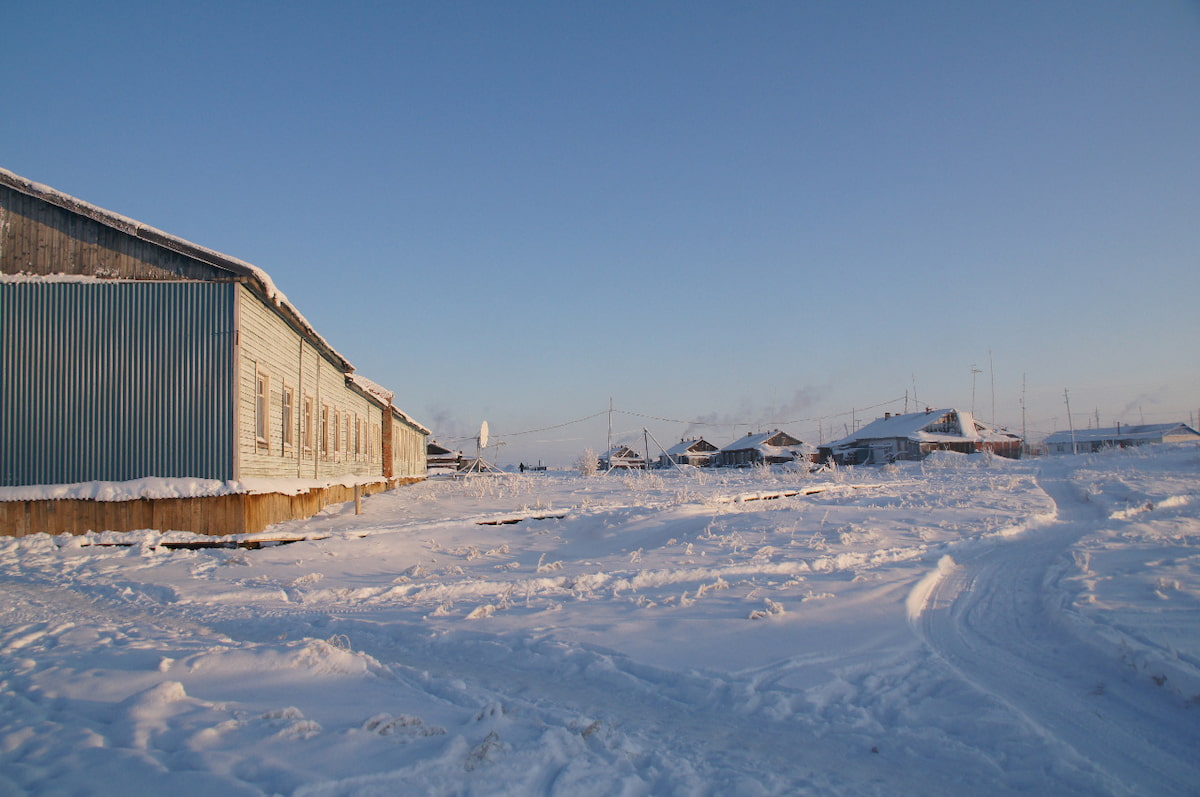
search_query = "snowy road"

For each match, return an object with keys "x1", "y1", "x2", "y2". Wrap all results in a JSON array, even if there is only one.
[
  {"x1": 915, "y1": 468, "x2": 1200, "y2": 796},
  {"x1": 2, "y1": 450, "x2": 1198, "y2": 794}
]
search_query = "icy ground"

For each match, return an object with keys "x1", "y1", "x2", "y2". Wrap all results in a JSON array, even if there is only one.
[{"x1": 1, "y1": 447, "x2": 1198, "y2": 795}]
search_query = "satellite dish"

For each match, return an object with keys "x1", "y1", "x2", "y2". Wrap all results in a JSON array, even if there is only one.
[{"x1": 479, "y1": 421, "x2": 490, "y2": 449}]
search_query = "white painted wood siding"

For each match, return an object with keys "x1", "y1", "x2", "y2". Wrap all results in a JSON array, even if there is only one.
[{"x1": 235, "y1": 286, "x2": 386, "y2": 480}]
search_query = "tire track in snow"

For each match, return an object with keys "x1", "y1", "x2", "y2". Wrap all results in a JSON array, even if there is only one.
[{"x1": 914, "y1": 470, "x2": 1200, "y2": 796}]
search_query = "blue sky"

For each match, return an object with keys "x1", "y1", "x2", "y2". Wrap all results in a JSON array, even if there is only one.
[{"x1": 4, "y1": 1, "x2": 1199, "y2": 465}]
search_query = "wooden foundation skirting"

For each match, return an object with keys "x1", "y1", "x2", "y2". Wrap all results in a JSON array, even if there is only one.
[{"x1": 0, "y1": 478, "x2": 424, "y2": 538}]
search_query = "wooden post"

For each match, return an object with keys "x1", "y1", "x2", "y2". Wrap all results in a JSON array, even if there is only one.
[{"x1": 354, "y1": 484, "x2": 362, "y2": 515}]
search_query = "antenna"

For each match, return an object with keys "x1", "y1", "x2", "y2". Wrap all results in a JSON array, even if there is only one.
[
  {"x1": 970, "y1": 364, "x2": 983, "y2": 416},
  {"x1": 460, "y1": 420, "x2": 502, "y2": 474}
]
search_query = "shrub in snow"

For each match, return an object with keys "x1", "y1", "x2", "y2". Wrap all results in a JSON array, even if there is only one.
[{"x1": 577, "y1": 448, "x2": 598, "y2": 478}]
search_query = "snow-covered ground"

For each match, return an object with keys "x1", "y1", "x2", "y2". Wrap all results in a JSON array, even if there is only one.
[{"x1": 2, "y1": 447, "x2": 1197, "y2": 795}]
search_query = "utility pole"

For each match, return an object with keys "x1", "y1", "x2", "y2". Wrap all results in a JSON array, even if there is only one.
[
  {"x1": 607, "y1": 397, "x2": 613, "y2": 459},
  {"x1": 989, "y1": 348, "x2": 996, "y2": 426},
  {"x1": 1064, "y1": 388, "x2": 1078, "y2": 455},
  {"x1": 971, "y1": 365, "x2": 982, "y2": 415},
  {"x1": 1020, "y1": 373, "x2": 1027, "y2": 453}
]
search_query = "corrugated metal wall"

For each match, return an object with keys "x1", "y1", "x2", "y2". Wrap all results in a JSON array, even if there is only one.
[{"x1": 1, "y1": 281, "x2": 235, "y2": 486}]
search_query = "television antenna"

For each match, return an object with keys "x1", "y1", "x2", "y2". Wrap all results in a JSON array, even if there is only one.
[{"x1": 460, "y1": 420, "x2": 503, "y2": 474}]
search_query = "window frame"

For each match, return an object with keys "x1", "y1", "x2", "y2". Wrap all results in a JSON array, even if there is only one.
[{"x1": 255, "y1": 370, "x2": 270, "y2": 452}]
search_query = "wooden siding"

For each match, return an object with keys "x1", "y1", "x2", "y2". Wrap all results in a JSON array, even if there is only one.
[
  {"x1": 0, "y1": 479, "x2": 422, "y2": 537},
  {"x1": 0, "y1": 184, "x2": 239, "y2": 282},
  {"x1": 388, "y1": 412, "x2": 427, "y2": 479},
  {"x1": 235, "y1": 286, "x2": 387, "y2": 480}
]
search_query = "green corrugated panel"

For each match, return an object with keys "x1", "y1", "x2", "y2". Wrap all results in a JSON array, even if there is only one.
[{"x1": 1, "y1": 281, "x2": 235, "y2": 486}]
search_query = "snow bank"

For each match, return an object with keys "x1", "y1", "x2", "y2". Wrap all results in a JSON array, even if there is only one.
[{"x1": 0, "y1": 474, "x2": 396, "y2": 502}]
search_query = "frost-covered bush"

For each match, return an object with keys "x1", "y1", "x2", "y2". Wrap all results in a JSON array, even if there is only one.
[{"x1": 576, "y1": 448, "x2": 598, "y2": 478}]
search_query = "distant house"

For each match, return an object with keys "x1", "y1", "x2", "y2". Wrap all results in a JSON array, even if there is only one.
[
  {"x1": 659, "y1": 438, "x2": 718, "y2": 468},
  {"x1": 1043, "y1": 422, "x2": 1200, "y2": 455},
  {"x1": 426, "y1": 441, "x2": 463, "y2": 472},
  {"x1": 821, "y1": 409, "x2": 1021, "y2": 465},
  {"x1": 0, "y1": 168, "x2": 428, "y2": 536},
  {"x1": 714, "y1": 430, "x2": 810, "y2": 468},
  {"x1": 601, "y1": 445, "x2": 646, "y2": 470}
]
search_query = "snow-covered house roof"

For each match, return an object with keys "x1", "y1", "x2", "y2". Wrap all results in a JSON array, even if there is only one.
[
  {"x1": 601, "y1": 445, "x2": 645, "y2": 467},
  {"x1": 714, "y1": 431, "x2": 814, "y2": 467},
  {"x1": 665, "y1": 438, "x2": 717, "y2": 457},
  {"x1": 1043, "y1": 423, "x2": 1199, "y2": 447},
  {"x1": 829, "y1": 409, "x2": 1017, "y2": 450},
  {"x1": 719, "y1": 430, "x2": 803, "y2": 453}
]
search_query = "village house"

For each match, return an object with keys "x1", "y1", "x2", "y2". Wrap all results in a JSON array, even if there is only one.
[
  {"x1": 425, "y1": 441, "x2": 463, "y2": 472},
  {"x1": 820, "y1": 408, "x2": 1022, "y2": 465},
  {"x1": 659, "y1": 438, "x2": 718, "y2": 468},
  {"x1": 0, "y1": 167, "x2": 428, "y2": 536},
  {"x1": 1043, "y1": 422, "x2": 1200, "y2": 455},
  {"x1": 600, "y1": 445, "x2": 646, "y2": 470},
  {"x1": 713, "y1": 430, "x2": 810, "y2": 468}
]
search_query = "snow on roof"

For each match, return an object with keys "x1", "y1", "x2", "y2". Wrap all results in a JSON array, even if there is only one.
[
  {"x1": 391, "y1": 406, "x2": 431, "y2": 435},
  {"x1": 603, "y1": 445, "x2": 643, "y2": 460},
  {"x1": 717, "y1": 431, "x2": 811, "y2": 459},
  {"x1": 664, "y1": 438, "x2": 714, "y2": 456},
  {"x1": 1043, "y1": 423, "x2": 1199, "y2": 445},
  {"x1": 829, "y1": 409, "x2": 1017, "y2": 450},
  {"x1": 348, "y1": 373, "x2": 394, "y2": 406}
]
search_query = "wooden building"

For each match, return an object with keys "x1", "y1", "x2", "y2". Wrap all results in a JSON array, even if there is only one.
[
  {"x1": 0, "y1": 167, "x2": 428, "y2": 535},
  {"x1": 714, "y1": 430, "x2": 809, "y2": 468},
  {"x1": 426, "y1": 441, "x2": 464, "y2": 473},
  {"x1": 820, "y1": 409, "x2": 1022, "y2": 465},
  {"x1": 659, "y1": 438, "x2": 718, "y2": 468},
  {"x1": 1043, "y1": 422, "x2": 1200, "y2": 455},
  {"x1": 601, "y1": 445, "x2": 646, "y2": 470}
]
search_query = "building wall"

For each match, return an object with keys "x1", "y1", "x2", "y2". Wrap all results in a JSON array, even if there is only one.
[
  {"x1": 1, "y1": 281, "x2": 235, "y2": 486},
  {"x1": 388, "y1": 413, "x2": 427, "y2": 479},
  {"x1": 1, "y1": 184, "x2": 234, "y2": 281},
  {"x1": 235, "y1": 285, "x2": 386, "y2": 480}
]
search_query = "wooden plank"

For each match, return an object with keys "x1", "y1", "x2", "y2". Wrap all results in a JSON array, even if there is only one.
[{"x1": 0, "y1": 479, "x2": 425, "y2": 537}]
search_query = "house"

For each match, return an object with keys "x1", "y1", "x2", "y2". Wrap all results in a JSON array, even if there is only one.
[
  {"x1": 0, "y1": 167, "x2": 428, "y2": 535},
  {"x1": 426, "y1": 441, "x2": 463, "y2": 473},
  {"x1": 821, "y1": 409, "x2": 1022, "y2": 465},
  {"x1": 659, "y1": 438, "x2": 718, "y2": 468},
  {"x1": 714, "y1": 430, "x2": 810, "y2": 468},
  {"x1": 1043, "y1": 422, "x2": 1200, "y2": 455},
  {"x1": 600, "y1": 445, "x2": 646, "y2": 470}
]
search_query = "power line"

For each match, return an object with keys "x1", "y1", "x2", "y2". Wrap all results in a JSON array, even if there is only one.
[{"x1": 446, "y1": 395, "x2": 913, "y2": 445}]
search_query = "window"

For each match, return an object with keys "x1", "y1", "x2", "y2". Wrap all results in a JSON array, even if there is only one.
[
  {"x1": 320, "y1": 405, "x2": 330, "y2": 458},
  {"x1": 354, "y1": 416, "x2": 362, "y2": 457},
  {"x1": 333, "y1": 410, "x2": 341, "y2": 454},
  {"x1": 255, "y1": 371, "x2": 270, "y2": 449},
  {"x1": 303, "y1": 395, "x2": 314, "y2": 451},
  {"x1": 344, "y1": 413, "x2": 351, "y2": 458},
  {"x1": 281, "y1": 387, "x2": 295, "y2": 449}
]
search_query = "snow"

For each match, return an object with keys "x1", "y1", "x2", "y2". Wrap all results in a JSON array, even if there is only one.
[
  {"x1": 0, "y1": 474, "x2": 393, "y2": 502},
  {"x1": 829, "y1": 408, "x2": 1019, "y2": 449},
  {"x1": 1, "y1": 446, "x2": 1198, "y2": 794}
]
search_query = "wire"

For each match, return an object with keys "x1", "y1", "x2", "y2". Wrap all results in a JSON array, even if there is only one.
[
  {"x1": 613, "y1": 395, "x2": 908, "y2": 429},
  {"x1": 447, "y1": 396, "x2": 910, "y2": 443}
]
